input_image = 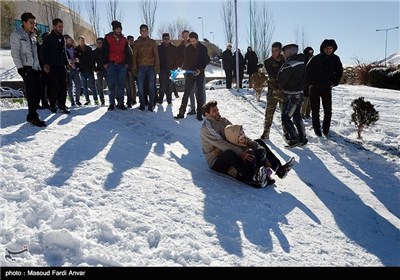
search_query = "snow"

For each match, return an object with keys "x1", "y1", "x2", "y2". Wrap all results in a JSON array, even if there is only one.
[
  {"x1": 376, "y1": 52, "x2": 400, "y2": 66},
  {"x1": 1, "y1": 83, "x2": 399, "y2": 267}
]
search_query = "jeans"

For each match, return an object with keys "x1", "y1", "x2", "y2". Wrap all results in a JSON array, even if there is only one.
[
  {"x1": 107, "y1": 63, "x2": 127, "y2": 106},
  {"x1": 281, "y1": 93, "x2": 306, "y2": 142},
  {"x1": 80, "y1": 72, "x2": 98, "y2": 102},
  {"x1": 96, "y1": 70, "x2": 107, "y2": 103},
  {"x1": 67, "y1": 69, "x2": 82, "y2": 104},
  {"x1": 137, "y1": 66, "x2": 155, "y2": 110}
]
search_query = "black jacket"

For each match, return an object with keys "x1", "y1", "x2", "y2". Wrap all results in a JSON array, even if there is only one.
[
  {"x1": 182, "y1": 42, "x2": 210, "y2": 72},
  {"x1": 158, "y1": 43, "x2": 176, "y2": 70},
  {"x1": 40, "y1": 30, "x2": 68, "y2": 68},
  {"x1": 245, "y1": 50, "x2": 258, "y2": 75},
  {"x1": 278, "y1": 53, "x2": 306, "y2": 92},
  {"x1": 306, "y1": 39, "x2": 343, "y2": 88},
  {"x1": 264, "y1": 55, "x2": 285, "y2": 80},
  {"x1": 94, "y1": 47, "x2": 106, "y2": 72},
  {"x1": 233, "y1": 52, "x2": 245, "y2": 73},
  {"x1": 75, "y1": 44, "x2": 95, "y2": 73},
  {"x1": 222, "y1": 48, "x2": 234, "y2": 71}
]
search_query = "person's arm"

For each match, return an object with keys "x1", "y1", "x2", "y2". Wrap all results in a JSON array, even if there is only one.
[
  {"x1": 102, "y1": 37, "x2": 110, "y2": 69},
  {"x1": 10, "y1": 32, "x2": 23, "y2": 70},
  {"x1": 333, "y1": 56, "x2": 343, "y2": 86},
  {"x1": 277, "y1": 62, "x2": 292, "y2": 89},
  {"x1": 153, "y1": 40, "x2": 160, "y2": 73}
]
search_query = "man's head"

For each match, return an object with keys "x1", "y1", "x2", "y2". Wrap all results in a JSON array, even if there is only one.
[
  {"x1": 247, "y1": 46, "x2": 252, "y2": 52},
  {"x1": 282, "y1": 43, "x2": 298, "y2": 60},
  {"x1": 271, "y1": 41, "x2": 282, "y2": 59},
  {"x1": 66, "y1": 37, "x2": 75, "y2": 47},
  {"x1": 111, "y1": 20, "x2": 122, "y2": 36},
  {"x1": 52, "y1": 18, "x2": 63, "y2": 35},
  {"x1": 21, "y1": 12, "x2": 36, "y2": 33},
  {"x1": 181, "y1": 30, "x2": 189, "y2": 40},
  {"x1": 78, "y1": 35, "x2": 85, "y2": 46},
  {"x1": 96, "y1": 37, "x2": 104, "y2": 48},
  {"x1": 226, "y1": 43, "x2": 232, "y2": 50},
  {"x1": 140, "y1": 24, "x2": 149, "y2": 38},
  {"x1": 127, "y1": 35, "x2": 134, "y2": 46},
  {"x1": 162, "y1": 33, "x2": 170, "y2": 45},
  {"x1": 202, "y1": 100, "x2": 220, "y2": 119},
  {"x1": 320, "y1": 39, "x2": 337, "y2": 56},
  {"x1": 189, "y1": 32, "x2": 199, "y2": 46}
]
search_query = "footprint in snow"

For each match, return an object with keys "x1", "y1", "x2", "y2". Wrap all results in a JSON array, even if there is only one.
[{"x1": 147, "y1": 229, "x2": 161, "y2": 249}]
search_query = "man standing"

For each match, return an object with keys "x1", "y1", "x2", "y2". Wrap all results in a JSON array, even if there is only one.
[
  {"x1": 40, "y1": 18, "x2": 71, "y2": 114},
  {"x1": 125, "y1": 35, "x2": 136, "y2": 107},
  {"x1": 10, "y1": 12, "x2": 45, "y2": 126},
  {"x1": 158, "y1": 33, "x2": 176, "y2": 104},
  {"x1": 94, "y1": 37, "x2": 106, "y2": 106},
  {"x1": 132, "y1": 24, "x2": 160, "y2": 112},
  {"x1": 102, "y1": 20, "x2": 131, "y2": 111},
  {"x1": 222, "y1": 43, "x2": 234, "y2": 89},
  {"x1": 75, "y1": 35, "x2": 99, "y2": 105},
  {"x1": 65, "y1": 36, "x2": 82, "y2": 106},
  {"x1": 278, "y1": 44, "x2": 307, "y2": 147},
  {"x1": 306, "y1": 39, "x2": 343, "y2": 136},
  {"x1": 261, "y1": 42, "x2": 285, "y2": 140},
  {"x1": 301, "y1": 46, "x2": 314, "y2": 119},
  {"x1": 245, "y1": 46, "x2": 258, "y2": 77},
  {"x1": 174, "y1": 32, "x2": 210, "y2": 121}
]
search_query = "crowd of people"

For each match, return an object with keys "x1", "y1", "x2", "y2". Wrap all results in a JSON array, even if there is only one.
[{"x1": 11, "y1": 12, "x2": 342, "y2": 188}]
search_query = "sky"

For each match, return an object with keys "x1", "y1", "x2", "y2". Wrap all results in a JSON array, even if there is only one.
[
  {"x1": 1, "y1": 81, "x2": 399, "y2": 266},
  {"x1": 58, "y1": 0, "x2": 400, "y2": 65}
]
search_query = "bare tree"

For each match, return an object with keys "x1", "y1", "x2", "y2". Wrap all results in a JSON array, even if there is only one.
[
  {"x1": 294, "y1": 26, "x2": 310, "y2": 51},
  {"x1": 38, "y1": 0, "x2": 60, "y2": 28},
  {"x1": 86, "y1": 0, "x2": 100, "y2": 37},
  {"x1": 221, "y1": 0, "x2": 235, "y2": 45},
  {"x1": 1, "y1": 1, "x2": 16, "y2": 48},
  {"x1": 139, "y1": 0, "x2": 158, "y2": 37},
  {"x1": 67, "y1": 0, "x2": 81, "y2": 39},
  {"x1": 249, "y1": 1, "x2": 274, "y2": 62},
  {"x1": 107, "y1": 0, "x2": 123, "y2": 24},
  {"x1": 157, "y1": 18, "x2": 193, "y2": 40}
]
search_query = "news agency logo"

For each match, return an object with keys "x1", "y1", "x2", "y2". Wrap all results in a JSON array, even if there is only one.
[{"x1": 4, "y1": 245, "x2": 28, "y2": 262}]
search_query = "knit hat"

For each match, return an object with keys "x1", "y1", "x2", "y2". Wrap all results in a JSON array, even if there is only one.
[
  {"x1": 111, "y1": 20, "x2": 122, "y2": 30},
  {"x1": 282, "y1": 43, "x2": 298, "y2": 52}
]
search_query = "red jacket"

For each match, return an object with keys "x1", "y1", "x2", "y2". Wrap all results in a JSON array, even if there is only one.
[{"x1": 102, "y1": 32, "x2": 130, "y2": 65}]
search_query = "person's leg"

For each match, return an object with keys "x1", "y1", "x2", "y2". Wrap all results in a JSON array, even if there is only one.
[
  {"x1": 211, "y1": 150, "x2": 255, "y2": 181},
  {"x1": 22, "y1": 68, "x2": 39, "y2": 121},
  {"x1": 194, "y1": 74, "x2": 206, "y2": 120},
  {"x1": 96, "y1": 71, "x2": 105, "y2": 104},
  {"x1": 106, "y1": 64, "x2": 117, "y2": 107},
  {"x1": 56, "y1": 68, "x2": 68, "y2": 111},
  {"x1": 321, "y1": 89, "x2": 332, "y2": 135},
  {"x1": 147, "y1": 67, "x2": 155, "y2": 111},
  {"x1": 225, "y1": 70, "x2": 232, "y2": 89},
  {"x1": 310, "y1": 86, "x2": 322, "y2": 135},
  {"x1": 292, "y1": 95, "x2": 306, "y2": 142},
  {"x1": 254, "y1": 139, "x2": 281, "y2": 171},
  {"x1": 88, "y1": 72, "x2": 98, "y2": 102},
  {"x1": 116, "y1": 64, "x2": 127, "y2": 107},
  {"x1": 177, "y1": 75, "x2": 196, "y2": 117},
  {"x1": 158, "y1": 70, "x2": 167, "y2": 104},
  {"x1": 281, "y1": 95, "x2": 298, "y2": 143},
  {"x1": 80, "y1": 73, "x2": 90, "y2": 103},
  {"x1": 125, "y1": 71, "x2": 132, "y2": 106},
  {"x1": 137, "y1": 66, "x2": 146, "y2": 110},
  {"x1": 261, "y1": 89, "x2": 278, "y2": 139}
]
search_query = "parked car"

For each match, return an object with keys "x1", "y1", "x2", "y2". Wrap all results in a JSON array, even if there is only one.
[
  {"x1": 0, "y1": 87, "x2": 24, "y2": 98},
  {"x1": 205, "y1": 79, "x2": 226, "y2": 90}
]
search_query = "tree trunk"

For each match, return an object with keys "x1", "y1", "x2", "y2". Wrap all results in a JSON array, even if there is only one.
[{"x1": 357, "y1": 124, "x2": 364, "y2": 139}]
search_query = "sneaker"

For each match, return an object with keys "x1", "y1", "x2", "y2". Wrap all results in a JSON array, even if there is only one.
[
  {"x1": 298, "y1": 138, "x2": 308, "y2": 146},
  {"x1": 260, "y1": 132, "x2": 269, "y2": 140},
  {"x1": 94, "y1": 100, "x2": 100, "y2": 105},
  {"x1": 256, "y1": 166, "x2": 271, "y2": 188},
  {"x1": 148, "y1": 107, "x2": 154, "y2": 112},
  {"x1": 286, "y1": 140, "x2": 298, "y2": 147},
  {"x1": 138, "y1": 106, "x2": 145, "y2": 111},
  {"x1": 108, "y1": 104, "x2": 115, "y2": 111},
  {"x1": 276, "y1": 157, "x2": 295, "y2": 179},
  {"x1": 174, "y1": 114, "x2": 184, "y2": 119},
  {"x1": 322, "y1": 128, "x2": 329, "y2": 136},
  {"x1": 61, "y1": 108, "x2": 70, "y2": 114},
  {"x1": 27, "y1": 119, "x2": 46, "y2": 127},
  {"x1": 196, "y1": 115, "x2": 203, "y2": 121},
  {"x1": 187, "y1": 110, "x2": 196, "y2": 115},
  {"x1": 50, "y1": 106, "x2": 57, "y2": 113},
  {"x1": 84, "y1": 101, "x2": 90, "y2": 105},
  {"x1": 314, "y1": 129, "x2": 322, "y2": 137},
  {"x1": 76, "y1": 101, "x2": 82, "y2": 106}
]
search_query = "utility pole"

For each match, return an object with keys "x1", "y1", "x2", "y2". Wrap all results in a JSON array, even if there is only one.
[
  {"x1": 376, "y1": 26, "x2": 399, "y2": 66},
  {"x1": 198, "y1": 16, "x2": 204, "y2": 40}
]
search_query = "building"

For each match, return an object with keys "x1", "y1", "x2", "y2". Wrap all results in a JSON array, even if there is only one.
[{"x1": 1, "y1": 0, "x2": 96, "y2": 48}]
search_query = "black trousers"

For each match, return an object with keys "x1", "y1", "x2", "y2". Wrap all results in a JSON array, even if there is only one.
[
  {"x1": 158, "y1": 69, "x2": 173, "y2": 103},
  {"x1": 39, "y1": 71, "x2": 49, "y2": 107},
  {"x1": 179, "y1": 73, "x2": 206, "y2": 118},
  {"x1": 212, "y1": 150, "x2": 255, "y2": 181},
  {"x1": 48, "y1": 67, "x2": 67, "y2": 110},
  {"x1": 20, "y1": 67, "x2": 40, "y2": 121},
  {"x1": 310, "y1": 86, "x2": 332, "y2": 132},
  {"x1": 254, "y1": 139, "x2": 282, "y2": 171},
  {"x1": 224, "y1": 69, "x2": 233, "y2": 89}
]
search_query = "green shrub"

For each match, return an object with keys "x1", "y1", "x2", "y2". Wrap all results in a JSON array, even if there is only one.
[
  {"x1": 351, "y1": 97, "x2": 379, "y2": 139},
  {"x1": 368, "y1": 67, "x2": 387, "y2": 88},
  {"x1": 385, "y1": 69, "x2": 400, "y2": 90}
]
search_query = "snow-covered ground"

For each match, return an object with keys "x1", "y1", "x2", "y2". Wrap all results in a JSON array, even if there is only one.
[{"x1": 1, "y1": 83, "x2": 399, "y2": 266}]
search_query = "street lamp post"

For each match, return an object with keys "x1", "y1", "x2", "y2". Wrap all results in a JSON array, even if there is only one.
[
  {"x1": 376, "y1": 26, "x2": 399, "y2": 66},
  {"x1": 210, "y1": 31, "x2": 214, "y2": 44},
  {"x1": 197, "y1": 16, "x2": 204, "y2": 40}
]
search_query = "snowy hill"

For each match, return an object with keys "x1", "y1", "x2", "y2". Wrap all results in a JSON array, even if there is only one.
[
  {"x1": 376, "y1": 52, "x2": 400, "y2": 65},
  {"x1": 0, "y1": 86, "x2": 399, "y2": 266}
]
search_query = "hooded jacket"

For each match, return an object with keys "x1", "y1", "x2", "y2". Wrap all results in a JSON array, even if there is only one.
[
  {"x1": 306, "y1": 39, "x2": 343, "y2": 88},
  {"x1": 224, "y1": 125, "x2": 260, "y2": 151}
]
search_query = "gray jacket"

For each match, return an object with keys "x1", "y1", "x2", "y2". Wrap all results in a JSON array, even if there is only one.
[
  {"x1": 10, "y1": 28, "x2": 41, "y2": 70},
  {"x1": 200, "y1": 116, "x2": 243, "y2": 168}
]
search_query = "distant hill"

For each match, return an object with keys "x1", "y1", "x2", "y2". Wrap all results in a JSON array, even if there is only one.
[{"x1": 376, "y1": 52, "x2": 400, "y2": 65}]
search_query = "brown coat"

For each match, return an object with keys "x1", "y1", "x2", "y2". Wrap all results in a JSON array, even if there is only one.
[{"x1": 132, "y1": 36, "x2": 160, "y2": 71}]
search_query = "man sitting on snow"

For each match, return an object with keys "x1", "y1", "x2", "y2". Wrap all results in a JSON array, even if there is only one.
[{"x1": 200, "y1": 100, "x2": 294, "y2": 188}]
